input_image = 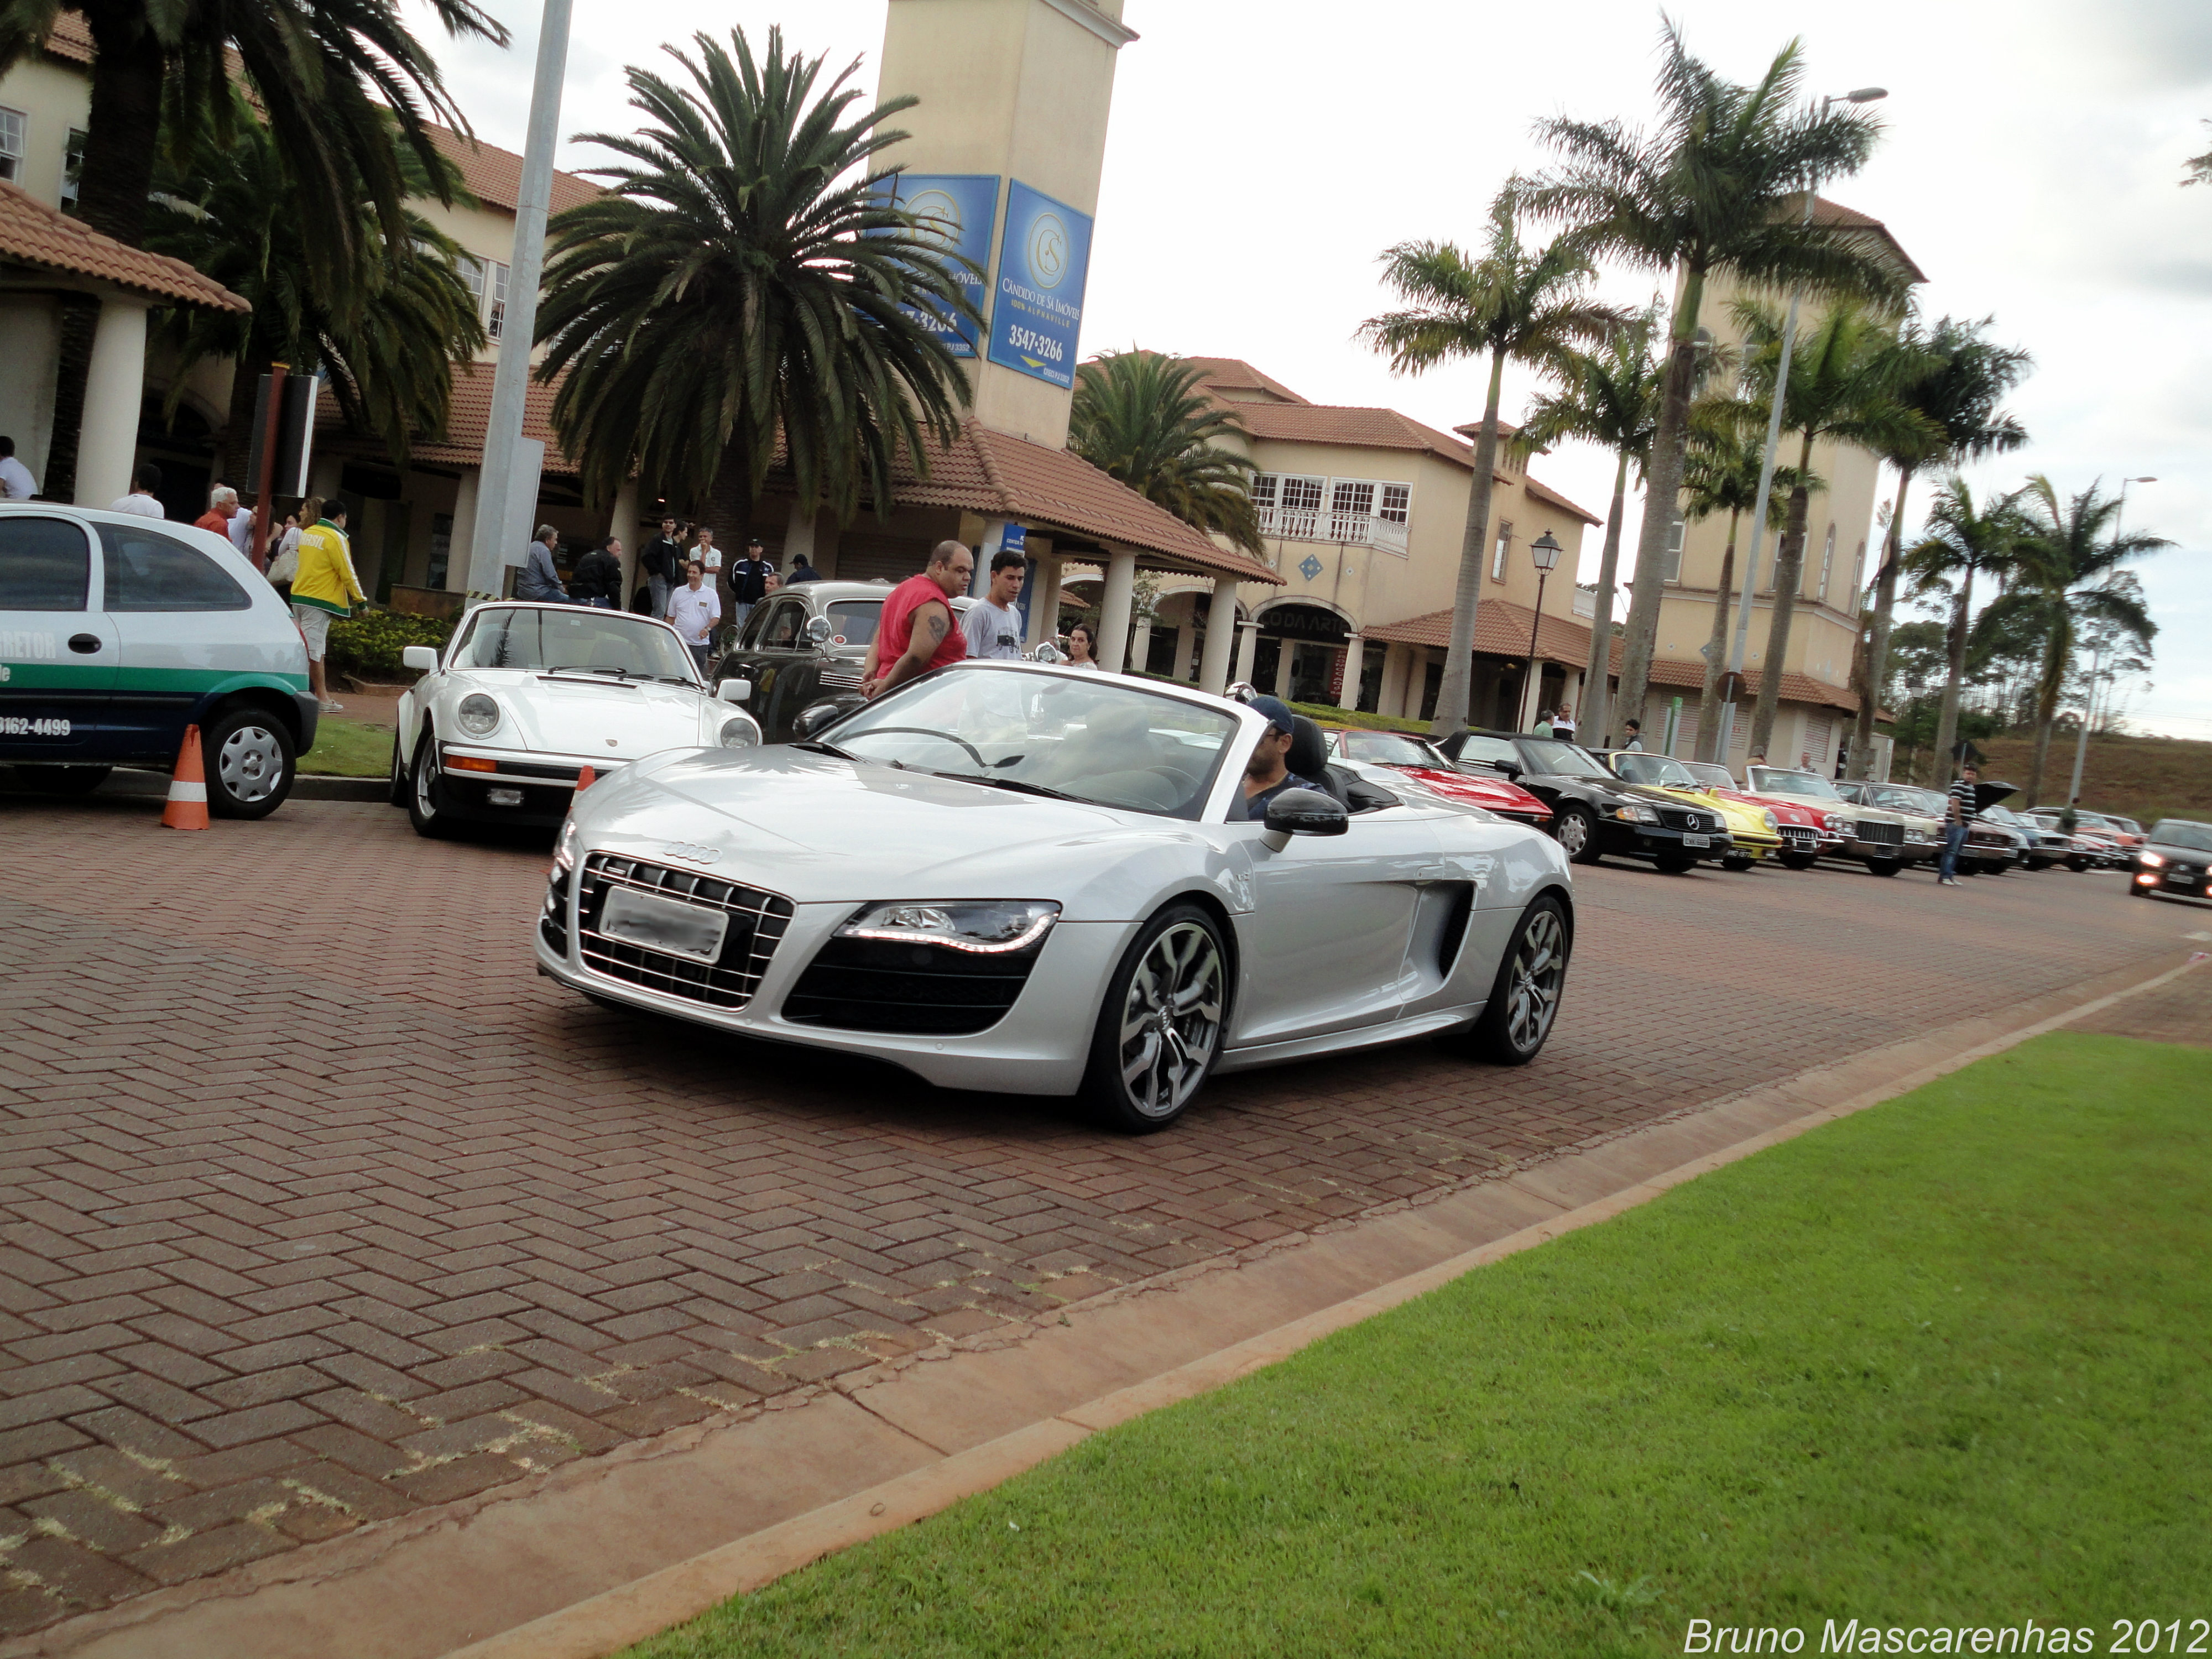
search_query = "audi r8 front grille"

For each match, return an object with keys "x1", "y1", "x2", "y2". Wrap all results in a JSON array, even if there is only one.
[
  {"x1": 781, "y1": 936, "x2": 1045, "y2": 1036},
  {"x1": 540, "y1": 867, "x2": 571, "y2": 956},
  {"x1": 576, "y1": 854, "x2": 794, "y2": 1010},
  {"x1": 1856, "y1": 819, "x2": 1905, "y2": 847}
]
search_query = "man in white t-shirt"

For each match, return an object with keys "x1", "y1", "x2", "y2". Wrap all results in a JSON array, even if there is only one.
[
  {"x1": 0, "y1": 436, "x2": 35, "y2": 500},
  {"x1": 108, "y1": 462, "x2": 165, "y2": 517},
  {"x1": 961, "y1": 550, "x2": 1027, "y2": 660},
  {"x1": 665, "y1": 559, "x2": 722, "y2": 673}
]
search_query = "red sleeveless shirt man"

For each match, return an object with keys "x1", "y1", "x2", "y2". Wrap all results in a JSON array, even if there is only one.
[{"x1": 875, "y1": 571, "x2": 968, "y2": 680}]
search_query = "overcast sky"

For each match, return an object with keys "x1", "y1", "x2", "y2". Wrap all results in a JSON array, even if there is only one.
[{"x1": 412, "y1": 0, "x2": 2212, "y2": 738}]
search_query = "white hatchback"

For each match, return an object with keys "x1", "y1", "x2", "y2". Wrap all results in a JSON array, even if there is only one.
[{"x1": 391, "y1": 602, "x2": 758, "y2": 836}]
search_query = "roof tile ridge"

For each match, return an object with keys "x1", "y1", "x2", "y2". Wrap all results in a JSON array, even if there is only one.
[{"x1": 967, "y1": 424, "x2": 1015, "y2": 510}]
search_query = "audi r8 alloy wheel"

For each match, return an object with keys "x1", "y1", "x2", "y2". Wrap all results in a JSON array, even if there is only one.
[
  {"x1": 204, "y1": 707, "x2": 295, "y2": 819},
  {"x1": 1081, "y1": 904, "x2": 1227, "y2": 1133},
  {"x1": 407, "y1": 730, "x2": 450, "y2": 838},
  {"x1": 1554, "y1": 805, "x2": 1601, "y2": 865},
  {"x1": 1453, "y1": 894, "x2": 1569, "y2": 1066}
]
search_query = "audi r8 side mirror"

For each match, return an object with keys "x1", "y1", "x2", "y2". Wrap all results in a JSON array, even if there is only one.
[
  {"x1": 716, "y1": 679, "x2": 752, "y2": 704},
  {"x1": 1264, "y1": 788, "x2": 1348, "y2": 839},
  {"x1": 401, "y1": 645, "x2": 439, "y2": 672},
  {"x1": 805, "y1": 615, "x2": 833, "y2": 646}
]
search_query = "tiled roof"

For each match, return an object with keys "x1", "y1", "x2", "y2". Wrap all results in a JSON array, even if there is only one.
[
  {"x1": 1521, "y1": 474, "x2": 1603, "y2": 528},
  {"x1": 0, "y1": 182, "x2": 248, "y2": 310},
  {"x1": 894, "y1": 427, "x2": 1282, "y2": 585},
  {"x1": 313, "y1": 360, "x2": 572, "y2": 471},
  {"x1": 424, "y1": 126, "x2": 602, "y2": 218},
  {"x1": 1226, "y1": 398, "x2": 1479, "y2": 469},
  {"x1": 1181, "y1": 356, "x2": 1311, "y2": 405},
  {"x1": 1809, "y1": 193, "x2": 1927, "y2": 285},
  {"x1": 41, "y1": 11, "x2": 92, "y2": 62},
  {"x1": 1362, "y1": 599, "x2": 1866, "y2": 713}
]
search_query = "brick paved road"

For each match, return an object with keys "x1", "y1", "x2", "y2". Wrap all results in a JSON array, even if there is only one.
[{"x1": 0, "y1": 792, "x2": 2197, "y2": 1634}]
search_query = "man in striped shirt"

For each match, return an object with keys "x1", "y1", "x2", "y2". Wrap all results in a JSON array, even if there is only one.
[{"x1": 1938, "y1": 763, "x2": 1980, "y2": 886}]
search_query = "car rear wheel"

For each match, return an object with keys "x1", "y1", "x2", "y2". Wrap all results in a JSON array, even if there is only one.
[
  {"x1": 1448, "y1": 894, "x2": 1569, "y2": 1067},
  {"x1": 2065, "y1": 855, "x2": 2090, "y2": 873},
  {"x1": 406, "y1": 729, "x2": 451, "y2": 838},
  {"x1": 1778, "y1": 851, "x2": 1817, "y2": 871},
  {"x1": 1554, "y1": 805, "x2": 1602, "y2": 865},
  {"x1": 1079, "y1": 904, "x2": 1227, "y2": 1133},
  {"x1": 204, "y1": 707, "x2": 295, "y2": 819}
]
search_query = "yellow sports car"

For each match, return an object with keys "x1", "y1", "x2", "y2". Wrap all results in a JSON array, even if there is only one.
[{"x1": 1598, "y1": 749, "x2": 1783, "y2": 870}]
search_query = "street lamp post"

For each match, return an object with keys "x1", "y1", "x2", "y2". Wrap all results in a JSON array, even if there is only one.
[
  {"x1": 2063, "y1": 476, "x2": 2154, "y2": 806},
  {"x1": 1709, "y1": 85, "x2": 1887, "y2": 774},
  {"x1": 1523, "y1": 530, "x2": 1563, "y2": 730}
]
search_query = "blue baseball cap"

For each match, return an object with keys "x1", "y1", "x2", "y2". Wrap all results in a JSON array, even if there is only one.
[{"x1": 1246, "y1": 695, "x2": 1296, "y2": 735}]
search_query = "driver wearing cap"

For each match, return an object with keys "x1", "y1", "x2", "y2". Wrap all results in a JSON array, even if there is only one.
[{"x1": 1234, "y1": 696, "x2": 1327, "y2": 821}]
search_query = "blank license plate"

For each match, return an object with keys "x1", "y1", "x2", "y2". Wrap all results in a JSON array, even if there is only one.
[
  {"x1": 1681, "y1": 833, "x2": 1710, "y2": 848},
  {"x1": 599, "y1": 886, "x2": 729, "y2": 963}
]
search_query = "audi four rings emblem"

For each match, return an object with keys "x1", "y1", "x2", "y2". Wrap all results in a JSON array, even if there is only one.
[{"x1": 664, "y1": 842, "x2": 722, "y2": 864}]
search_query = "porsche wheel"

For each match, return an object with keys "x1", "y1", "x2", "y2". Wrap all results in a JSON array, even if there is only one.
[
  {"x1": 406, "y1": 729, "x2": 450, "y2": 838},
  {"x1": 1554, "y1": 805, "x2": 1602, "y2": 865},
  {"x1": 1080, "y1": 904, "x2": 1227, "y2": 1133},
  {"x1": 1452, "y1": 894, "x2": 1569, "y2": 1066}
]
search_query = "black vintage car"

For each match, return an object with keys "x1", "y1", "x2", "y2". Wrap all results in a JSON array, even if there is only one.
[
  {"x1": 2130, "y1": 818, "x2": 2212, "y2": 900},
  {"x1": 1436, "y1": 728, "x2": 1734, "y2": 873},
  {"x1": 710, "y1": 581, "x2": 976, "y2": 742}
]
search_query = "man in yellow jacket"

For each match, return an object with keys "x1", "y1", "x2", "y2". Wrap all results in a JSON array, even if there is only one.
[{"x1": 291, "y1": 500, "x2": 366, "y2": 714}]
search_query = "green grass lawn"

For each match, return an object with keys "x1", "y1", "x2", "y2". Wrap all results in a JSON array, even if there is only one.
[
  {"x1": 299, "y1": 716, "x2": 393, "y2": 778},
  {"x1": 624, "y1": 1032, "x2": 2211, "y2": 1658}
]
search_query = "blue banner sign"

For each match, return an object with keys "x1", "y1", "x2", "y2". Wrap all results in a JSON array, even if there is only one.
[
  {"x1": 988, "y1": 180, "x2": 1094, "y2": 388},
  {"x1": 877, "y1": 173, "x2": 999, "y2": 358}
]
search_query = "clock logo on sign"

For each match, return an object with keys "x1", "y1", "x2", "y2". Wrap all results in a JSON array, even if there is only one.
[{"x1": 1027, "y1": 212, "x2": 1069, "y2": 290}]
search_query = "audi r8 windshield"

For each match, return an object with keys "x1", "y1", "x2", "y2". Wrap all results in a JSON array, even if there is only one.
[{"x1": 827, "y1": 666, "x2": 1241, "y2": 820}]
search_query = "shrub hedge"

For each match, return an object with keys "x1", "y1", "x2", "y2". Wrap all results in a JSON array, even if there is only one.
[{"x1": 326, "y1": 611, "x2": 455, "y2": 680}]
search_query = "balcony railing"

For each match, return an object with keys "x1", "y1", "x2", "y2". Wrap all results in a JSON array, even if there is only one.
[{"x1": 1256, "y1": 503, "x2": 1410, "y2": 555}]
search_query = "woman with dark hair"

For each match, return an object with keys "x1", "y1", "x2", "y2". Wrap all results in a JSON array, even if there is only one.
[{"x1": 1065, "y1": 619, "x2": 1102, "y2": 671}]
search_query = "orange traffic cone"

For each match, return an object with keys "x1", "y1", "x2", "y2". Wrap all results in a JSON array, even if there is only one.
[
  {"x1": 160, "y1": 725, "x2": 211, "y2": 831},
  {"x1": 574, "y1": 765, "x2": 596, "y2": 793}
]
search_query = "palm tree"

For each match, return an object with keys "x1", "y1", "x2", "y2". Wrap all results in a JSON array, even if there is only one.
[
  {"x1": 1845, "y1": 317, "x2": 2031, "y2": 777},
  {"x1": 1726, "y1": 299, "x2": 1938, "y2": 757},
  {"x1": 1512, "y1": 299, "x2": 1664, "y2": 747},
  {"x1": 2007, "y1": 477, "x2": 2169, "y2": 805},
  {"x1": 1069, "y1": 351, "x2": 1262, "y2": 554},
  {"x1": 1900, "y1": 478, "x2": 2030, "y2": 780},
  {"x1": 1679, "y1": 407, "x2": 1813, "y2": 761},
  {"x1": 1357, "y1": 187, "x2": 1621, "y2": 736},
  {"x1": 538, "y1": 28, "x2": 978, "y2": 523},
  {"x1": 0, "y1": 0, "x2": 504, "y2": 499},
  {"x1": 1519, "y1": 20, "x2": 1900, "y2": 744},
  {"x1": 144, "y1": 92, "x2": 486, "y2": 478}
]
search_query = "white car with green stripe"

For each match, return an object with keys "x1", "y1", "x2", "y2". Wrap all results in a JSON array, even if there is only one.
[{"x1": 1, "y1": 504, "x2": 315, "y2": 816}]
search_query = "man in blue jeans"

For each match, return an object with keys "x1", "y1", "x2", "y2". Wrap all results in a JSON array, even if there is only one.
[{"x1": 1939, "y1": 762, "x2": 1980, "y2": 887}]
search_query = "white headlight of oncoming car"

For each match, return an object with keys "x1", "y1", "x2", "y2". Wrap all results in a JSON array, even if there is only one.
[
  {"x1": 457, "y1": 692, "x2": 501, "y2": 737},
  {"x1": 718, "y1": 717, "x2": 759, "y2": 748},
  {"x1": 838, "y1": 901, "x2": 1060, "y2": 954}
]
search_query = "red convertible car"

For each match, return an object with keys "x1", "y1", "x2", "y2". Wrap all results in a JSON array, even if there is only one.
[{"x1": 1322, "y1": 728, "x2": 1553, "y2": 831}]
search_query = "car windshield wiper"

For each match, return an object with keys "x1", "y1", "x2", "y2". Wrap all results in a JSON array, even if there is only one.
[
  {"x1": 933, "y1": 773, "x2": 1084, "y2": 802},
  {"x1": 542, "y1": 664, "x2": 643, "y2": 683},
  {"x1": 791, "y1": 738, "x2": 855, "y2": 760}
]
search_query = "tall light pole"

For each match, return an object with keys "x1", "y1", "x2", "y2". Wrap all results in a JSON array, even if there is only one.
[
  {"x1": 1522, "y1": 530, "x2": 1563, "y2": 729},
  {"x1": 2063, "y1": 475, "x2": 2154, "y2": 804},
  {"x1": 463, "y1": 0, "x2": 577, "y2": 600},
  {"x1": 1708, "y1": 85, "x2": 1887, "y2": 774}
]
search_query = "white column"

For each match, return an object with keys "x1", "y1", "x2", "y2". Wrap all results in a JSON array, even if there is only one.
[
  {"x1": 447, "y1": 469, "x2": 481, "y2": 593},
  {"x1": 1196, "y1": 578, "x2": 1238, "y2": 695},
  {"x1": 1233, "y1": 620, "x2": 1259, "y2": 688},
  {"x1": 1562, "y1": 667, "x2": 1583, "y2": 723},
  {"x1": 1027, "y1": 555, "x2": 1063, "y2": 646},
  {"x1": 1126, "y1": 617, "x2": 1153, "y2": 677},
  {"x1": 1097, "y1": 547, "x2": 1138, "y2": 674},
  {"x1": 1379, "y1": 644, "x2": 1408, "y2": 717},
  {"x1": 1173, "y1": 617, "x2": 1198, "y2": 681},
  {"x1": 611, "y1": 478, "x2": 640, "y2": 601},
  {"x1": 1340, "y1": 634, "x2": 1365, "y2": 711},
  {"x1": 1273, "y1": 639, "x2": 1296, "y2": 698},
  {"x1": 1517, "y1": 658, "x2": 1547, "y2": 733},
  {"x1": 72, "y1": 296, "x2": 147, "y2": 508}
]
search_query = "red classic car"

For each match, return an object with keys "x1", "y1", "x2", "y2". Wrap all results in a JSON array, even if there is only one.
[
  {"x1": 1322, "y1": 728, "x2": 1554, "y2": 830},
  {"x1": 1677, "y1": 759, "x2": 1844, "y2": 869}
]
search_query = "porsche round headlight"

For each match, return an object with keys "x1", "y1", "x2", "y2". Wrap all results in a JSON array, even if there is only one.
[
  {"x1": 1762, "y1": 810, "x2": 1778, "y2": 832},
  {"x1": 718, "y1": 717, "x2": 758, "y2": 749},
  {"x1": 456, "y1": 692, "x2": 500, "y2": 737}
]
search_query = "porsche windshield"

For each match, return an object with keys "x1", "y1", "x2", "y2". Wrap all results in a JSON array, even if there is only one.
[
  {"x1": 1343, "y1": 732, "x2": 1437, "y2": 768},
  {"x1": 827, "y1": 666, "x2": 1240, "y2": 820},
  {"x1": 1680, "y1": 761, "x2": 1736, "y2": 790},
  {"x1": 454, "y1": 607, "x2": 698, "y2": 682}
]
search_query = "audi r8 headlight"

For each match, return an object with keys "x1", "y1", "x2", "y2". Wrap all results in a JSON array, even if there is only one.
[
  {"x1": 2139, "y1": 850, "x2": 2166, "y2": 868},
  {"x1": 456, "y1": 692, "x2": 501, "y2": 737},
  {"x1": 838, "y1": 900, "x2": 1060, "y2": 954},
  {"x1": 552, "y1": 816, "x2": 579, "y2": 873},
  {"x1": 1761, "y1": 810, "x2": 1778, "y2": 832},
  {"x1": 718, "y1": 716, "x2": 759, "y2": 748},
  {"x1": 1612, "y1": 805, "x2": 1661, "y2": 825}
]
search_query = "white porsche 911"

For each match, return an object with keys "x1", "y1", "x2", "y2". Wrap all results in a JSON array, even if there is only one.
[
  {"x1": 392, "y1": 601, "x2": 759, "y2": 836},
  {"x1": 534, "y1": 663, "x2": 1574, "y2": 1130}
]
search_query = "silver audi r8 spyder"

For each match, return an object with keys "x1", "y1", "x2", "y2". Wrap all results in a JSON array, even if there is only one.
[{"x1": 534, "y1": 663, "x2": 1575, "y2": 1131}]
